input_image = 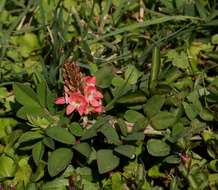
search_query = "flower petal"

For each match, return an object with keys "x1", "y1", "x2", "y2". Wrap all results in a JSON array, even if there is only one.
[
  {"x1": 92, "y1": 106, "x2": 104, "y2": 113},
  {"x1": 66, "y1": 104, "x2": 76, "y2": 115},
  {"x1": 90, "y1": 98, "x2": 101, "y2": 107},
  {"x1": 95, "y1": 90, "x2": 103, "y2": 99},
  {"x1": 55, "y1": 97, "x2": 66, "y2": 104},
  {"x1": 83, "y1": 76, "x2": 96, "y2": 86}
]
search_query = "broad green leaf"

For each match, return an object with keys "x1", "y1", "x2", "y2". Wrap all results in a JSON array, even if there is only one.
[
  {"x1": 81, "y1": 116, "x2": 109, "y2": 140},
  {"x1": 208, "y1": 160, "x2": 218, "y2": 172},
  {"x1": 100, "y1": 123, "x2": 121, "y2": 145},
  {"x1": 151, "y1": 111, "x2": 176, "y2": 130},
  {"x1": 144, "y1": 95, "x2": 165, "y2": 118},
  {"x1": 31, "y1": 161, "x2": 46, "y2": 182},
  {"x1": 17, "y1": 105, "x2": 47, "y2": 120},
  {"x1": 27, "y1": 183, "x2": 37, "y2": 190},
  {"x1": 199, "y1": 109, "x2": 214, "y2": 121},
  {"x1": 82, "y1": 179, "x2": 99, "y2": 190},
  {"x1": 114, "y1": 145, "x2": 135, "y2": 158},
  {"x1": 147, "y1": 139, "x2": 170, "y2": 157},
  {"x1": 48, "y1": 148, "x2": 73, "y2": 177},
  {"x1": 32, "y1": 142, "x2": 45, "y2": 166},
  {"x1": 42, "y1": 178, "x2": 68, "y2": 190},
  {"x1": 69, "y1": 122, "x2": 83, "y2": 136},
  {"x1": 117, "y1": 91, "x2": 147, "y2": 104},
  {"x1": 125, "y1": 65, "x2": 142, "y2": 84},
  {"x1": 14, "y1": 83, "x2": 41, "y2": 107},
  {"x1": 117, "y1": 119, "x2": 128, "y2": 137},
  {"x1": 124, "y1": 132, "x2": 144, "y2": 141},
  {"x1": 76, "y1": 167, "x2": 93, "y2": 181},
  {"x1": 37, "y1": 80, "x2": 47, "y2": 106},
  {"x1": 14, "y1": 157, "x2": 32, "y2": 186},
  {"x1": 0, "y1": 156, "x2": 16, "y2": 177},
  {"x1": 73, "y1": 143, "x2": 92, "y2": 158},
  {"x1": 112, "y1": 172, "x2": 123, "y2": 190},
  {"x1": 43, "y1": 137, "x2": 55, "y2": 150},
  {"x1": 212, "y1": 34, "x2": 218, "y2": 44},
  {"x1": 183, "y1": 102, "x2": 198, "y2": 120},
  {"x1": 18, "y1": 131, "x2": 44, "y2": 144},
  {"x1": 124, "y1": 110, "x2": 145, "y2": 123},
  {"x1": 97, "y1": 149, "x2": 120, "y2": 174},
  {"x1": 80, "y1": 127, "x2": 97, "y2": 141},
  {"x1": 166, "y1": 49, "x2": 189, "y2": 70},
  {"x1": 164, "y1": 155, "x2": 180, "y2": 164},
  {"x1": 95, "y1": 66, "x2": 113, "y2": 88},
  {"x1": 46, "y1": 126, "x2": 75, "y2": 145},
  {"x1": 148, "y1": 164, "x2": 165, "y2": 178}
]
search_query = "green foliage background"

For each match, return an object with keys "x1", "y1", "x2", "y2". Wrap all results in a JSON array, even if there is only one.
[{"x1": 1, "y1": 0, "x2": 218, "y2": 189}]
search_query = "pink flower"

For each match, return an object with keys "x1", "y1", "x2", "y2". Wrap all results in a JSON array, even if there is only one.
[
  {"x1": 83, "y1": 76, "x2": 96, "y2": 87},
  {"x1": 55, "y1": 92, "x2": 88, "y2": 116},
  {"x1": 67, "y1": 92, "x2": 88, "y2": 116},
  {"x1": 56, "y1": 75, "x2": 104, "y2": 116},
  {"x1": 84, "y1": 86, "x2": 103, "y2": 107},
  {"x1": 92, "y1": 103, "x2": 104, "y2": 113}
]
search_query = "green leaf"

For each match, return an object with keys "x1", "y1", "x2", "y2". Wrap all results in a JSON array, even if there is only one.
[
  {"x1": 13, "y1": 83, "x2": 41, "y2": 107},
  {"x1": 18, "y1": 131, "x2": 44, "y2": 144},
  {"x1": 112, "y1": 172, "x2": 123, "y2": 190},
  {"x1": 208, "y1": 160, "x2": 218, "y2": 172},
  {"x1": 124, "y1": 110, "x2": 145, "y2": 123},
  {"x1": 81, "y1": 116, "x2": 109, "y2": 140},
  {"x1": 32, "y1": 142, "x2": 45, "y2": 166},
  {"x1": 100, "y1": 123, "x2": 121, "y2": 145},
  {"x1": 31, "y1": 161, "x2": 46, "y2": 182},
  {"x1": 166, "y1": 50, "x2": 189, "y2": 70},
  {"x1": 48, "y1": 148, "x2": 73, "y2": 177},
  {"x1": 124, "y1": 132, "x2": 144, "y2": 141},
  {"x1": 95, "y1": 66, "x2": 113, "y2": 88},
  {"x1": 97, "y1": 149, "x2": 120, "y2": 174},
  {"x1": 147, "y1": 139, "x2": 170, "y2": 157},
  {"x1": 183, "y1": 102, "x2": 198, "y2": 120},
  {"x1": 14, "y1": 157, "x2": 32, "y2": 186},
  {"x1": 114, "y1": 145, "x2": 135, "y2": 158},
  {"x1": 144, "y1": 95, "x2": 165, "y2": 118},
  {"x1": 117, "y1": 119, "x2": 128, "y2": 137},
  {"x1": 43, "y1": 137, "x2": 55, "y2": 150},
  {"x1": 76, "y1": 167, "x2": 93, "y2": 181},
  {"x1": 151, "y1": 111, "x2": 176, "y2": 130},
  {"x1": 148, "y1": 164, "x2": 165, "y2": 178},
  {"x1": 42, "y1": 178, "x2": 68, "y2": 190},
  {"x1": 212, "y1": 34, "x2": 218, "y2": 44},
  {"x1": 69, "y1": 122, "x2": 83, "y2": 136},
  {"x1": 27, "y1": 183, "x2": 38, "y2": 190},
  {"x1": 164, "y1": 155, "x2": 180, "y2": 164},
  {"x1": 117, "y1": 91, "x2": 147, "y2": 104},
  {"x1": 199, "y1": 109, "x2": 214, "y2": 121},
  {"x1": 0, "y1": 156, "x2": 16, "y2": 178},
  {"x1": 37, "y1": 80, "x2": 47, "y2": 106},
  {"x1": 73, "y1": 143, "x2": 92, "y2": 158},
  {"x1": 46, "y1": 126, "x2": 75, "y2": 145},
  {"x1": 17, "y1": 105, "x2": 47, "y2": 120},
  {"x1": 125, "y1": 65, "x2": 142, "y2": 84}
]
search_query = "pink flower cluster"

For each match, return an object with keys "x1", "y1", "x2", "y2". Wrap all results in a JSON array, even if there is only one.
[{"x1": 55, "y1": 76, "x2": 104, "y2": 116}]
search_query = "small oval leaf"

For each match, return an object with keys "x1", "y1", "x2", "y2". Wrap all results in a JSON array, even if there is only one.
[
  {"x1": 46, "y1": 126, "x2": 75, "y2": 145},
  {"x1": 147, "y1": 139, "x2": 170, "y2": 157},
  {"x1": 48, "y1": 148, "x2": 73, "y2": 177}
]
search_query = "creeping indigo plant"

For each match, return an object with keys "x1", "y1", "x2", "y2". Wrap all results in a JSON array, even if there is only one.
[{"x1": 1, "y1": 0, "x2": 218, "y2": 189}]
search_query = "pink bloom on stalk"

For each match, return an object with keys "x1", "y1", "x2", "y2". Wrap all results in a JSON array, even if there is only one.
[
  {"x1": 55, "y1": 92, "x2": 88, "y2": 116},
  {"x1": 92, "y1": 103, "x2": 104, "y2": 113},
  {"x1": 83, "y1": 76, "x2": 96, "y2": 87},
  {"x1": 66, "y1": 92, "x2": 88, "y2": 116},
  {"x1": 84, "y1": 86, "x2": 103, "y2": 107}
]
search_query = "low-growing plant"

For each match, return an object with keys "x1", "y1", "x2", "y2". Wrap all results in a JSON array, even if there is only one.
[{"x1": 1, "y1": 0, "x2": 218, "y2": 189}]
